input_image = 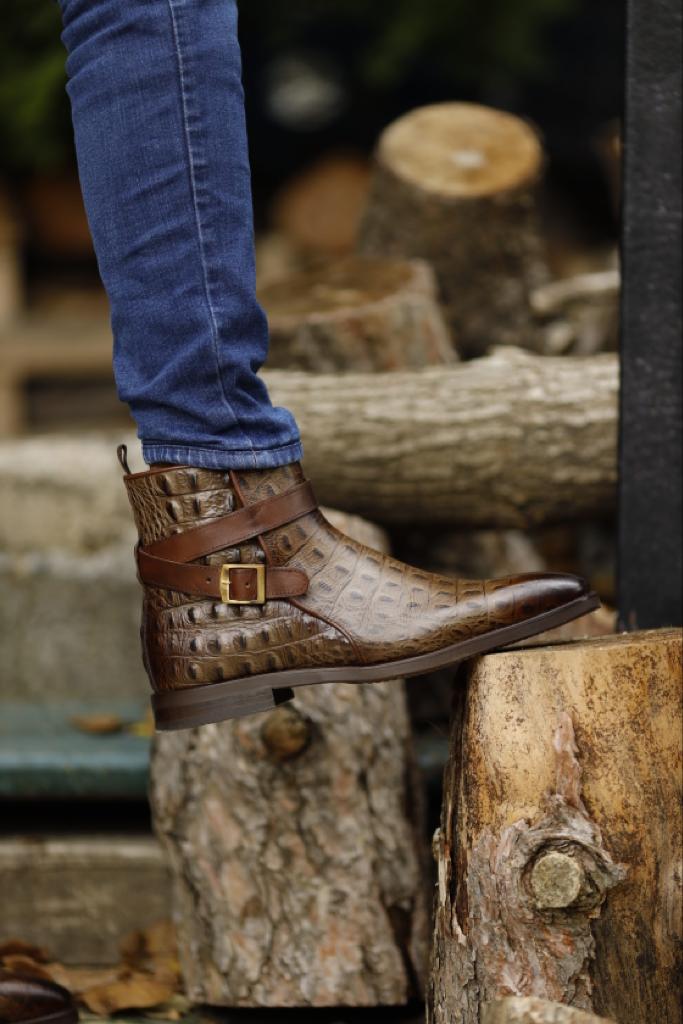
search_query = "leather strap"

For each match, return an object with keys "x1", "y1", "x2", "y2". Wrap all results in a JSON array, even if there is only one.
[
  {"x1": 136, "y1": 551, "x2": 309, "y2": 602},
  {"x1": 136, "y1": 480, "x2": 316, "y2": 601},
  {"x1": 143, "y1": 481, "x2": 317, "y2": 562}
]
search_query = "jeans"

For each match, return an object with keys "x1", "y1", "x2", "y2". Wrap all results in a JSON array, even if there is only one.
[{"x1": 57, "y1": 0, "x2": 303, "y2": 470}]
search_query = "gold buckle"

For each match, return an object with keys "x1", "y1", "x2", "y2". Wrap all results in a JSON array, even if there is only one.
[{"x1": 220, "y1": 563, "x2": 266, "y2": 605}]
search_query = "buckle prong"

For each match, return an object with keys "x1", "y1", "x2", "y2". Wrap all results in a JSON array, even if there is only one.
[{"x1": 220, "y1": 563, "x2": 266, "y2": 605}]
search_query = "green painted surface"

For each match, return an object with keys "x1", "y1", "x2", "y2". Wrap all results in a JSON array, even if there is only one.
[
  {"x1": 0, "y1": 701, "x2": 449, "y2": 802},
  {"x1": 0, "y1": 701, "x2": 150, "y2": 799}
]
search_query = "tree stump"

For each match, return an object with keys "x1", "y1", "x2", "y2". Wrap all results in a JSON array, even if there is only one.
[
  {"x1": 483, "y1": 998, "x2": 615, "y2": 1024},
  {"x1": 262, "y1": 348, "x2": 618, "y2": 527},
  {"x1": 260, "y1": 256, "x2": 454, "y2": 371},
  {"x1": 428, "y1": 629, "x2": 682, "y2": 1024},
  {"x1": 150, "y1": 510, "x2": 429, "y2": 1009},
  {"x1": 358, "y1": 103, "x2": 547, "y2": 356}
]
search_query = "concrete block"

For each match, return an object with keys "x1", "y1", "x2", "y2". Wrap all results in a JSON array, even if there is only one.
[
  {"x1": 0, "y1": 433, "x2": 140, "y2": 553},
  {"x1": 0, "y1": 836, "x2": 170, "y2": 965},
  {"x1": 0, "y1": 544, "x2": 147, "y2": 702}
]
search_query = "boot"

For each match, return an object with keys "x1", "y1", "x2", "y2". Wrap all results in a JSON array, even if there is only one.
[
  {"x1": 0, "y1": 971, "x2": 78, "y2": 1024},
  {"x1": 119, "y1": 448, "x2": 599, "y2": 730}
]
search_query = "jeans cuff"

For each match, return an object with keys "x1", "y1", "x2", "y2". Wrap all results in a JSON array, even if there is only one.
[{"x1": 141, "y1": 439, "x2": 304, "y2": 471}]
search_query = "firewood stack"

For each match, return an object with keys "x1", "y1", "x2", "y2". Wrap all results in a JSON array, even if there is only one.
[{"x1": 150, "y1": 100, "x2": 680, "y2": 1024}]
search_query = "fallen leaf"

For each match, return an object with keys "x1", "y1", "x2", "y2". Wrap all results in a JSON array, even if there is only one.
[
  {"x1": 44, "y1": 964, "x2": 120, "y2": 995},
  {"x1": 0, "y1": 955, "x2": 52, "y2": 980},
  {"x1": 0, "y1": 940, "x2": 49, "y2": 962},
  {"x1": 70, "y1": 714, "x2": 126, "y2": 735},
  {"x1": 79, "y1": 971, "x2": 176, "y2": 1016},
  {"x1": 126, "y1": 709, "x2": 155, "y2": 738},
  {"x1": 120, "y1": 920, "x2": 176, "y2": 965}
]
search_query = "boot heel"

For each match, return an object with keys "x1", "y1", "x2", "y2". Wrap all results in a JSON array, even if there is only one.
[{"x1": 152, "y1": 683, "x2": 295, "y2": 731}]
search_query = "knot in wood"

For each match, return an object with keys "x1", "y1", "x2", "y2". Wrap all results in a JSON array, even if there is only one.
[
  {"x1": 530, "y1": 850, "x2": 584, "y2": 909},
  {"x1": 260, "y1": 705, "x2": 312, "y2": 761}
]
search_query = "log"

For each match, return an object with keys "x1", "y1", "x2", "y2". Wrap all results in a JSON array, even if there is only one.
[
  {"x1": 260, "y1": 256, "x2": 454, "y2": 371},
  {"x1": 358, "y1": 103, "x2": 548, "y2": 356},
  {"x1": 428, "y1": 629, "x2": 682, "y2": 1024},
  {"x1": 483, "y1": 998, "x2": 615, "y2": 1024},
  {"x1": 261, "y1": 347, "x2": 618, "y2": 528},
  {"x1": 150, "y1": 512, "x2": 429, "y2": 1009},
  {"x1": 531, "y1": 270, "x2": 620, "y2": 355}
]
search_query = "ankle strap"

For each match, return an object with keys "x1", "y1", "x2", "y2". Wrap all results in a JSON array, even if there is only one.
[{"x1": 136, "y1": 480, "x2": 316, "y2": 602}]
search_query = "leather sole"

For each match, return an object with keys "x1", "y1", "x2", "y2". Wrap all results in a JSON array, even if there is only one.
[{"x1": 152, "y1": 591, "x2": 600, "y2": 730}]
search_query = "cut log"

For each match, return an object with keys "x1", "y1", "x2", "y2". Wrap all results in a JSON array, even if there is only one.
[
  {"x1": 428, "y1": 629, "x2": 682, "y2": 1024},
  {"x1": 358, "y1": 103, "x2": 547, "y2": 356},
  {"x1": 483, "y1": 998, "x2": 615, "y2": 1024},
  {"x1": 262, "y1": 347, "x2": 618, "y2": 527},
  {"x1": 271, "y1": 154, "x2": 371, "y2": 255},
  {"x1": 150, "y1": 514, "x2": 428, "y2": 1009},
  {"x1": 260, "y1": 256, "x2": 454, "y2": 371},
  {"x1": 531, "y1": 270, "x2": 620, "y2": 355}
]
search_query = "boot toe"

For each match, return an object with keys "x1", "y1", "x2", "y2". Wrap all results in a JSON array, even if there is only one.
[{"x1": 499, "y1": 572, "x2": 591, "y2": 623}]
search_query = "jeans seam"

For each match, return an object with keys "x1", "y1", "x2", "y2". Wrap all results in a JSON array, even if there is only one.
[
  {"x1": 142, "y1": 440, "x2": 302, "y2": 454},
  {"x1": 166, "y1": 0, "x2": 254, "y2": 456}
]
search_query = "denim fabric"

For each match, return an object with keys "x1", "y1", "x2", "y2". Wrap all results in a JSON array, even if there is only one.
[{"x1": 57, "y1": 0, "x2": 303, "y2": 469}]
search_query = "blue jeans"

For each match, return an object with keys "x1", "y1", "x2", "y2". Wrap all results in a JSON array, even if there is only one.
[{"x1": 57, "y1": 0, "x2": 303, "y2": 470}]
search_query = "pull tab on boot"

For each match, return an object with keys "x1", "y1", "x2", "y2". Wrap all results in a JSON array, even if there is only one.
[{"x1": 117, "y1": 444, "x2": 131, "y2": 475}]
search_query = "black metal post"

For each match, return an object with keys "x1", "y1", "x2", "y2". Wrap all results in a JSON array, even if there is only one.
[{"x1": 618, "y1": 0, "x2": 683, "y2": 629}]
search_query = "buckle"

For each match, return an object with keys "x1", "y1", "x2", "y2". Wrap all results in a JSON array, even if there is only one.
[{"x1": 219, "y1": 563, "x2": 266, "y2": 605}]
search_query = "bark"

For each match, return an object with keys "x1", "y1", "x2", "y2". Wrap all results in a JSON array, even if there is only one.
[
  {"x1": 358, "y1": 102, "x2": 548, "y2": 356},
  {"x1": 262, "y1": 347, "x2": 618, "y2": 528},
  {"x1": 483, "y1": 998, "x2": 614, "y2": 1024},
  {"x1": 428, "y1": 629, "x2": 682, "y2": 1024},
  {"x1": 149, "y1": 514, "x2": 429, "y2": 1009},
  {"x1": 260, "y1": 256, "x2": 454, "y2": 372}
]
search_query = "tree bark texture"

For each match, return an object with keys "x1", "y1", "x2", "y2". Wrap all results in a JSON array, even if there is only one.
[
  {"x1": 358, "y1": 103, "x2": 548, "y2": 357},
  {"x1": 260, "y1": 256, "x2": 454, "y2": 372},
  {"x1": 262, "y1": 347, "x2": 618, "y2": 528},
  {"x1": 428, "y1": 629, "x2": 682, "y2": 1024},
  {"x1": 483, "y1": 998, "x2": 614, "y2": 1024},
  {"x1": 150, "y1": 513, "x2": 428, "y2": 1009}
]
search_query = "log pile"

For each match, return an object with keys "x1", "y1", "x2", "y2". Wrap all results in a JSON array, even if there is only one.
[
  {"x1": 358, "y1": 103, "x2": 548, "y2": 356},
  {"x1": 264, "y1": 347, "x2": 618, "y2": 527},
  {"x1": 147, "y1": 98, "x2": 676, "y2": 1020},
  {"x1": 260, "y1": 255, "x2": 454, "y2": 371}
]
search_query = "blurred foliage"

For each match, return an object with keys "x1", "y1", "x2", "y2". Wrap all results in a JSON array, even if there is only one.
[
  {"x1": 0, "y1": 0, "x2": 574, "y2": 173},
  {"x1": 240, "y1": 0, "x2": 576, "y2": 92},
  {"x1": 0, "y1": 0, "x2": 72, "y2": 173}
]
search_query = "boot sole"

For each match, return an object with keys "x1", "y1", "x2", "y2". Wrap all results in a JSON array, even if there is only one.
[{"x1": 152, "y1": 592, "x2": 600, "y2": 730}]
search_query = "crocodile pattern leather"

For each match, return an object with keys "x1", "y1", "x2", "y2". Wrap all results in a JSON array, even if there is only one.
[
  {"x1": 0, "y1": 971, "x2": 76, "y2": 1024},
  {"x1": 124, "y1": 462, "x2": 587, "y2": 691},
  {"x1": 125, "y1": 466, "x2": 354, "y2": 691}
]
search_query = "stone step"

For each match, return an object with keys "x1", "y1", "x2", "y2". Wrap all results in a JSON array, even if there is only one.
[
  {"x1": 0, "y1": 698, "x2": 448, "y2": 803},
  {"x1": 0, "y1": 835, "x2": 170, "y2": 965},
  {"x1": 0, "y1": 545, "x2": 148, "y2": 703},
  {"x1": 0, "y1": 700, "x2": 150, "y2": 799}
]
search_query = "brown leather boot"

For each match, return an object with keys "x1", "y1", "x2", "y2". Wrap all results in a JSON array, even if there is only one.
[
  {"x1": 119, "y1": 448, "x2": 599, "y2": 730},
  {"x1": 0, "y1": 971, "x2": 78, "y2": 1024}
]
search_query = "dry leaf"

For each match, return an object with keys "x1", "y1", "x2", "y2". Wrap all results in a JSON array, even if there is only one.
[
  {"x1": 126, "y1": 709, "x2": 155, "y2": 738},
  {"x1": 120, "y1": 920, "x2": 176, "y2": 965},
  {"x1": 0, "y1": 955, "x2": 52, "y2": 980},
  {"x1": 0, "y1": 940, "x2": 49, "y2": 962},
  {"x1": 44, "y1": 964, "x2": 120, "y2": 996},
  {"x1": 70, "y1": 714, "x2": 126, "y2": 735},
  {"x1": 79, "y1": 971, "x2": 175, "y2": 1016}
]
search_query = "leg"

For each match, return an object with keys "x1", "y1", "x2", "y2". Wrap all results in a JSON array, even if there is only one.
[
  {"x1": 58, "y1": 0, "x2": 596, "y2": 729},
  {"x1": 58, "y1": 0, "x2": 302, "y2": 470}
]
